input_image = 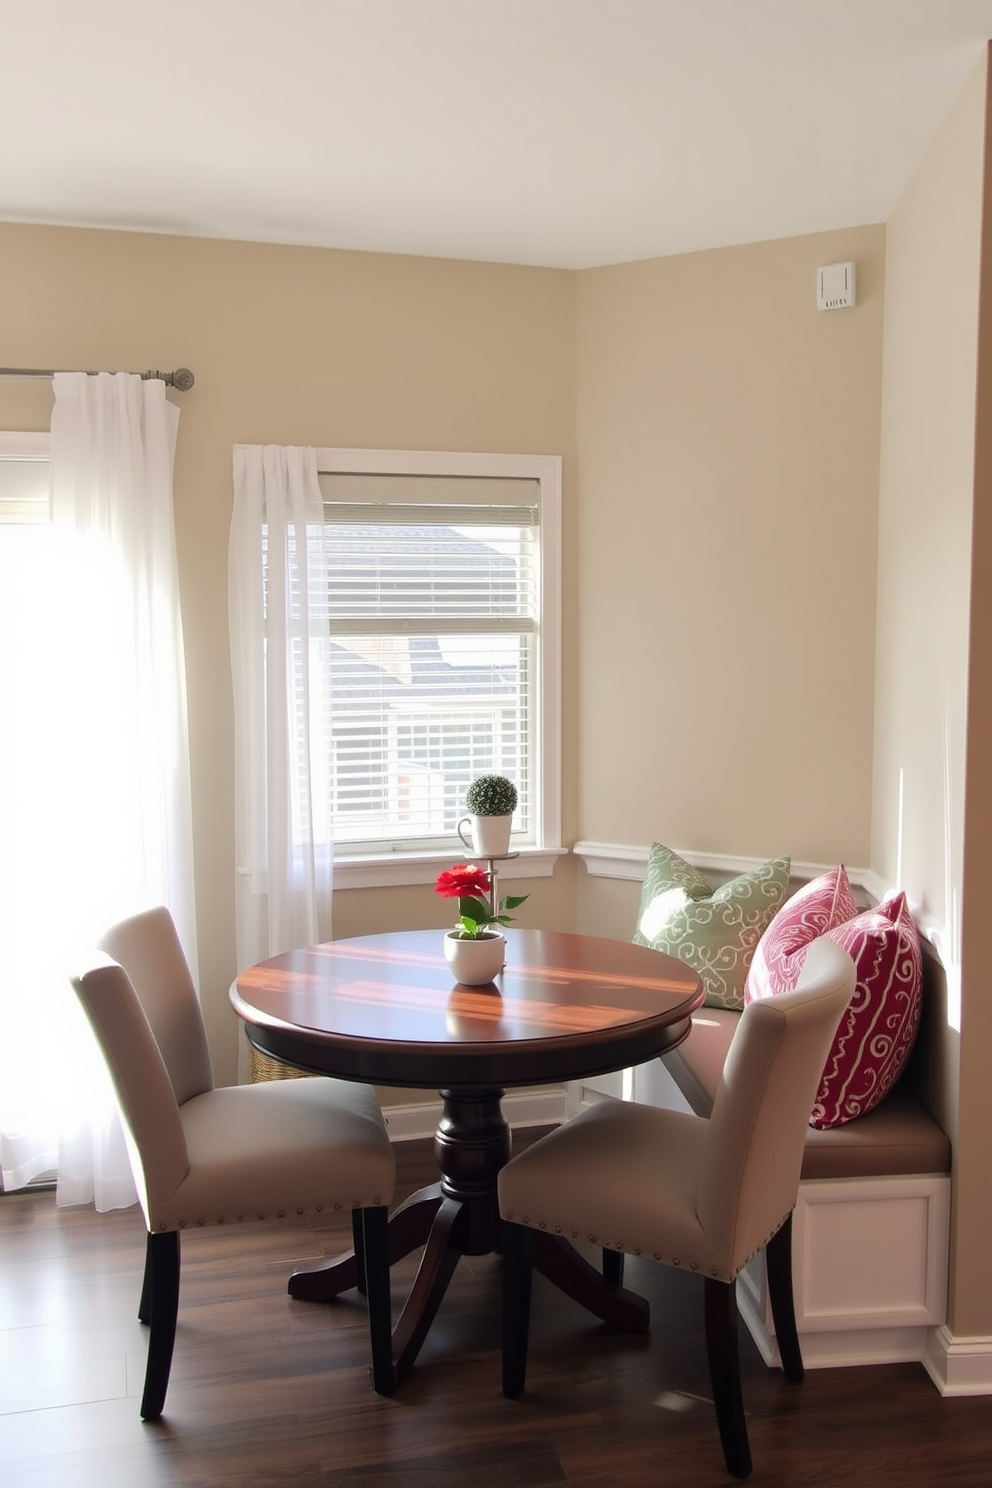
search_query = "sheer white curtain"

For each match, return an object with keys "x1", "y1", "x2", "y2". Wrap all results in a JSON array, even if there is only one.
[
  {"x1": 229, "y1": 445, "x2": 333, "y2": 972},
  {"x1": 0, "y1": 372, "x2": 197, "y2": 1208}
]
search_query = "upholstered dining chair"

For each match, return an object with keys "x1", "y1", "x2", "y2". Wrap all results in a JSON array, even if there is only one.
[
  {"x1": 498, "y1": 936, "x2": 856, "y2": 1479},
  {"x1": 71, "y1": 906, "x2": 396, "y2": 1420}
]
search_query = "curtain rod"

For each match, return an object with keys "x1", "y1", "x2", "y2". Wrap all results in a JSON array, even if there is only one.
[{"x1": 0, "y1": 366, "x2": 195, "y2": 391}]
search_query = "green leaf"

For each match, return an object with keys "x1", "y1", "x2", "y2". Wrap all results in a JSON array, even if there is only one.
[{"x1": 458, "y1": 895, "x2": 492, "y2": 921}]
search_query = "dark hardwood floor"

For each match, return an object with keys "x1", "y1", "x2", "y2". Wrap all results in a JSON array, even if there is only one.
[{"x1": 1, "y1": 1131, "x2": 989, "y2": 1487}]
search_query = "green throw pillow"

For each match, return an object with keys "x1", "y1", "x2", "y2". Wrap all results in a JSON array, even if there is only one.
[{"x1": 633, "y1": 843, "x2": 791, "y2": 1010}]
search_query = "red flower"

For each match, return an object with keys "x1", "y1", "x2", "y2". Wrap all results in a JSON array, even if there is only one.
[{"x1": 436, "y1": 863, "x2": 491, "y2": 900}]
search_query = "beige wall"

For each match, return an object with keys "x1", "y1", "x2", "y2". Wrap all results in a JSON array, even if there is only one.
[
  {"x1": 574, "y1": 226, "x2": 885, "y2": 873},
  {"x1": 0, "y1": 225, "x2": 579, "y2": 1088},
  {"x1": 874, "y1": 50, "x2": 992, "y2": 1339}
]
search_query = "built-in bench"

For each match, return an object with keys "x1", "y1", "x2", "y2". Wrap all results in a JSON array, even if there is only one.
[{"x1": 630, "y1": 934, "x2": 952, "y2": 1371}]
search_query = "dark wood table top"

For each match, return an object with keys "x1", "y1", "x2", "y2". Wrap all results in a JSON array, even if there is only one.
[{"x1": 231, "y1": 927, "x2": 704, "y2": 1088}]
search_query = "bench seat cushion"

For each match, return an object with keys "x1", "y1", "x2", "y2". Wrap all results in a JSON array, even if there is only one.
[{"x1": 661, "y1": 1009, "x2": 950, "y2": 1181}]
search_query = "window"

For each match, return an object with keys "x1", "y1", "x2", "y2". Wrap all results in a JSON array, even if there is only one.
[
  {"x1": 0, "y1": 432, "x2": 49, "y2": 521},
  {"x1": 308, "y1": 449, "x2": 561, "y2": 866}
]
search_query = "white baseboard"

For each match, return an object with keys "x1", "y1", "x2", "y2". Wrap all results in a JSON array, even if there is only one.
[
  {"x1": 744, "y1": 1320, "x2": 992, "y2": 1394},
  {"x1": 923, "y1": 1324, "x2": 992, "y2": 1395},
  {"x1": 382, "y1": 1086, "x2": 568, "y2": 1144}
]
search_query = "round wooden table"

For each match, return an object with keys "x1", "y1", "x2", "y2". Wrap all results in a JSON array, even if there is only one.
[{"x1": 231, "y1": 927, "x2": 704, "y2": 1381}]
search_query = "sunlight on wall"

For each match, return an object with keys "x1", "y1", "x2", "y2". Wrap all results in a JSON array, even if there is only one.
[{"x1": 942, "y1": 707, "x2": 963, "y2": 1032}]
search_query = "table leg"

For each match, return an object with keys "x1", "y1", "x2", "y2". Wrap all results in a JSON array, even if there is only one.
[
  {"x1": 290, "y1": 1089, "x2": 510, "y2": 1361},
  {"x1": 530, "y1": 1231, "x2": 650, "y2": 1330},
  {"x1": 390, "y1": 1195, "x2": 467, "y2": 1381},
  {"x1": 433, "y1": 1086, "x2": 511, "y2": 1250},
  {"x1": 389, "y1": 1087, "x2": 510, "y2": 1381},
  {"x1": 288, "y1": 1184, "x2": 445, "y2": 1301},
  {"x1": 288, "y1": 1086, "x2": 649, "y2": 1379}
]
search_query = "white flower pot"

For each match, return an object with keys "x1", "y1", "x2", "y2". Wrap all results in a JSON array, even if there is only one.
[
  {"x1": 457, "y1": 813, "x2": 513, "y2": 857},
  {"x1": 443, "y1": 929, "x2": 506, "y2": 986}
]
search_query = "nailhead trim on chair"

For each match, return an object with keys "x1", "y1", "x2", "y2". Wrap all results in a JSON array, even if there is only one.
[
  {"x1": 505, "y1": 1212, "x2": 728, "y2": 1282},
  {"x1": 504, "y1": 1201, "x2": 797, "y2": 1286},
  {"x1": 163, "y1": 1194, "x2": 390, "y2": 1232}
]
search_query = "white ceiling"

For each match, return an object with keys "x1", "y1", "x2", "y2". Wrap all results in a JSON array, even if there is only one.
[{"x1": 3, "y1": 0, "x2": 992, "y2": 270}]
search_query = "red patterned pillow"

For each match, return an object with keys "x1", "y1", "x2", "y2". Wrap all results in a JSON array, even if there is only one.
[
  {"x1": 745, "y1": 864, "x2": 858, "y2": 1003},
  {"x1": 811, "y1": 892, "x2": 923, "y2": 1129}
]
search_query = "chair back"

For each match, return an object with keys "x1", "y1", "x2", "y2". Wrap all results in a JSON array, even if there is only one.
[
  {"x1": 71, "y1": 959, "x2": 190, "y2": 1223},
  {"x1": 98, "y1": 907, "x2": 214, "y2": 1105},
  {"x1": 697, "y1": 937, "x2": 855, "y2": 1276}
]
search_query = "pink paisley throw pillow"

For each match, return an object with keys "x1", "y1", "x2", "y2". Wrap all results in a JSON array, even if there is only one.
[
  {"x1": 810, "y1": 891, "x2": 923, "y2": 1129},
  {"x1": 745, "y1": 864, "x2": 858, "y2": 1004}
]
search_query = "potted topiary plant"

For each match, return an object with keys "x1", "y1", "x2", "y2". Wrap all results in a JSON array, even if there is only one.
[{"x1": 457, "y1": 773, "x2": 518, "y2": 857}]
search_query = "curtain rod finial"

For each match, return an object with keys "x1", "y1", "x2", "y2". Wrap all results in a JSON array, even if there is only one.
[{"x1": 142, "y1": 368, "x2": 195, "y2": 390}]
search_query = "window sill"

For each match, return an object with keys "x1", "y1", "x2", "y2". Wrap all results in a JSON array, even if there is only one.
[{"x1": 333, "y1": 846, "x2": 567, "y2": 891}]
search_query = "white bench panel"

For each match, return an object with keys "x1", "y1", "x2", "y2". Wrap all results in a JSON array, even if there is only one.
[{"x1": 738, "y1": 1172, "x2": 949, "y2": 1369}]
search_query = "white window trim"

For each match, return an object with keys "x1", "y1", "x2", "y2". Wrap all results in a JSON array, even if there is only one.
[
  {"x1": 0, "y1": 432, "x2": 50, "y2": 523},
  {"x1": 315, "y1": 447, "x2": 563, "y2": 890}
]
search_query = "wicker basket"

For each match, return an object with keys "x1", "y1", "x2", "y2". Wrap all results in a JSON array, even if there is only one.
[{"x1": 247, "y1": 1042, "x2": 312, "y2": 1084}]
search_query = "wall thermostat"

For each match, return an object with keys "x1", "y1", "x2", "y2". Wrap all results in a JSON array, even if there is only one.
[{"x1": 817, "y1": 261, "x2": 856, "y2": 311}]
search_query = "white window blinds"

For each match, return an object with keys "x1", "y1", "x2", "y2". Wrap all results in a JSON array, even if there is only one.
[{"x1": 312, "y1": 471, "x2": 541, "y2": 852}]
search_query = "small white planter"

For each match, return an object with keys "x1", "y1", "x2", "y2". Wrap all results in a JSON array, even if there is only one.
[
  {"x1": 457, "y1": 813, "x2": 513, "y2": 857},
  {"x1": 443, "y1": 930, "x2": 506, "y2": 986}
]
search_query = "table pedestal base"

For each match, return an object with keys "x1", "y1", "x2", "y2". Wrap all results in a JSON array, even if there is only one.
[{"x1": 288, "y1": 1087, "x2": 649, "y2": 1382}]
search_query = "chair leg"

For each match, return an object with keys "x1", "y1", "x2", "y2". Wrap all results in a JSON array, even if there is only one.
[
  {"x1": 140, "y1": 1231, "x2": 180, "y2": 1422},
  {"x1": 138, "y1": 1231, "x2": 154, "y2": 1324},
  {"x1": 351, "y1": 1209, "x2": 369, "y2": 1296},
  {"x1": 602, "y1": 1247, "x2": 624, "y2": 1287},
  {"x1": 704, "y1": 1277, "x2": 752, "y2": 1479},
  {"x1": 501, "y1": 1220, "x2": 534, "y2": 1399},
  {"x1": 356, "y1": 1205, "x2": 394, "y2": 1395},
  {"x1": 766, "y1": 1215, "x2": 804, "y2": 1382}
]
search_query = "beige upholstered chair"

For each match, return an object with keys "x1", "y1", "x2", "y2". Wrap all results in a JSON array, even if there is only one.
[
  {"x1": 72, "y1": 907, "x2": 396, "y2": 1420},
  {"x1": 498, "y1": 937, "x2": 856, "y2": 1478}
]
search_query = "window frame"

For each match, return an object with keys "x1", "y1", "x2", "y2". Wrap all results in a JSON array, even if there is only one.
[
  {"x1": 314, "y1": 447, "x2": 564, "y2": 891},
  {"x1": 0, "y1": 432, "x2": 50, "y2": 522}
]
